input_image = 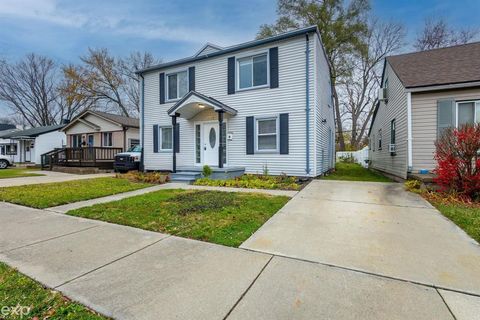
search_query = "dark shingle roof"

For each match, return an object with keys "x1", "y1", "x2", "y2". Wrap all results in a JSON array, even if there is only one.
[
  {"x1": 0, "y1": 124, "x2": 16, "y2": 131},
  {"x1": 1, "y1": 124, "x2": 65, "y2": 139},
  {"x1": 387, "y1": 42, "x2": 480, "y2": 89},
  {"x1": 91, "y1": 111, "x2": 139, "y2": 128}
]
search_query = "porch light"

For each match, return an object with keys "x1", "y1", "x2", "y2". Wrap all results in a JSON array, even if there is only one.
[{"x1": 198, "y1": 104, "x2": 205, "y2": 108}]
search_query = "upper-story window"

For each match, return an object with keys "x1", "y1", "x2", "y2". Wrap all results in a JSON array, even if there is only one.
[
  {"x1": 238, "y1": 53, "x2": 268, "y2": 90},
  {"x1": 167, "y1": 70, "x2": 188, "y2": 101}
]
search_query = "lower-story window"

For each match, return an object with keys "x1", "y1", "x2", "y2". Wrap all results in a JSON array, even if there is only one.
[
  {"x1": 102, "y1": 132, "x2": 113, "y2": 147},
  {"x1": 160, "y1": 126, "x2": 173, "y2": 151},
  {"x1": 72, "y1": 134, "x2": 82, "y2": 148},
  {"x1": 256, "y1": 117, "x2": 278, "y2": 152},
  {"x1": 457, "y1": 101, "x2": 480, "y2": 126},
  {"x1": 129, "y1": 139, "x2": 140, "y2": 148}
]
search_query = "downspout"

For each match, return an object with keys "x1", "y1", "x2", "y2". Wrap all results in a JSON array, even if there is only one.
[
  {"x1": 407, "y1": 92, "x2": 413, "y2": 173},
  {"x1": 305, "y1": 33, "x2": 311, "y2": 175},
  {"x1": 139, "y1": 74, "x2": 145, "y2": 172}
]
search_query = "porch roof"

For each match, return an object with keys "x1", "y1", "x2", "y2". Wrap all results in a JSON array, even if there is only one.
[{"x1": 168, "y1": 91, "x2": 237, "y2": 119}]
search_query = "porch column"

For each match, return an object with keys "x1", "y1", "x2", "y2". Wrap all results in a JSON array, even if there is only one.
[
  {"x1": 217, "y1": 110, "x2": 224, "y2": 168},
  {"x1": 171, "y1": 114, "x2": 177, "y2": 173}
]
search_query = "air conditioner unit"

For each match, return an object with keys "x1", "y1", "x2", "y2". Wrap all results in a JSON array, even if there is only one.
[
  {"x1": 389, "y1": 143, "x2": 396, "y2": 153},
  {"x1": 378, "y1": 87, "x2": 388, "y2": 102}
]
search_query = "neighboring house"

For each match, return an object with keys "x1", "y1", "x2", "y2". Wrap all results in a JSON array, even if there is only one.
[
  {"x1": 0, "y1": 128, "x2": 21, "y2": 163},
  {"x1": 61, "y1": 110, "x2": 140, "y2": 151},
  {"x1": 136, "y1": 26, "x2": 335, "y2": 177},
  {"x1": 1, "y1": 124, "x2": 66, "y2": 164},
  {"x1": 368, "y1": 42, "x2": 480, "y2": 179}
]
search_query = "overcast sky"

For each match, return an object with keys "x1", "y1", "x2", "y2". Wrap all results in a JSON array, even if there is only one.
[{"x1": 1, "y1": 0, "x2": 479, "y2": 64}]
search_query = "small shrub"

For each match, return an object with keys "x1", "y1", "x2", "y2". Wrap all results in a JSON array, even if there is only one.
[
  {"x1": 202, "y1": 165, "x2": 212, "y2": 178},
  {"x1": 405, "y1": 179, "x2": 421, "y2": 193},
  {"x1": 117, "y1": 171, "x2": 169, "y2": 184},
  {"x1": 434, "y1": 124, "x2": 480, "y2": 201},
  {"x1": 262, "y1": 164, "x2": 269, "y2": 176}
]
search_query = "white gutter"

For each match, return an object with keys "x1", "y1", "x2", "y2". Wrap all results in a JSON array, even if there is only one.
[{"x1": 407, "y1": 92, "x2": 413, "y2": 171}]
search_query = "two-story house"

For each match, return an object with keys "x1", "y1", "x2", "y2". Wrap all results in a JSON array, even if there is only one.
[
  {"x1": 136, "y1": 26, "x2": 335, "y2": 181},
  {"x1": 369, "y1": 42, "x2": 480, "y2": 179}
]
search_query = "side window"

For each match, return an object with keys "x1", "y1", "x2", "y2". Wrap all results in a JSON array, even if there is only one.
[
  {"x1": 160, "y1": 126, "x2": 173, "y2": 151},
  {"x1": 390, "y1": 119, "x2": 396, "y2": 145},
  {"x1": 372, "y1": 134, "x2": 375, "y2": 151},
  {"x1": 378, "y1": 129, "x2": 382, "y2": 150},
  {"x1": 102, "y1": 132, "x2": 113, "y2": 147}
]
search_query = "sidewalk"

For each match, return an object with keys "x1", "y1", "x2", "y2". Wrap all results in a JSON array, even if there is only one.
[
  {"x1": 0, "y1": 201, "x2": 474, "y2": 319},
  {"x1": 0, "y1": 171, "x2": 114, "y2": 187}
]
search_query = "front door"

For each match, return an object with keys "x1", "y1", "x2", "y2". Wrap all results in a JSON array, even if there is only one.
[
  {"x1": 87, "y1": 134, "x2": 94, "y2": 147},
  {"x1": 203, "y1": 123, "x2": 219, "y2": 166}
]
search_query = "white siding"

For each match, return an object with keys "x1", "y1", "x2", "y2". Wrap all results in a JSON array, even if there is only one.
[
  {"x1": 313, "y1": 35, "x2": 335, "y2": 176},
  {"x1": 142, "y1": 32, "x2": 332, "y2": 176},
  {"x1": 411, "y1": 87, "x2": 480, "y2": 172},
  {"x1": 33, "y1": 131, "x2": 66, "y2": 164},
  {"x1": 368, "y1": 63, "x2": 408, "y2": 178}
]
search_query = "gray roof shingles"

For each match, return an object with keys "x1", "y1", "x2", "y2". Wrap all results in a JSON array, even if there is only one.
[{"x1": 387, "y1": 42, "x2": 480, "y2": 89}]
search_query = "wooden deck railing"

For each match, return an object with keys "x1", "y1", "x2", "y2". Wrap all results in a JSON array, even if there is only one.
[{"x1": 41, "y1": 147, "x2": 123, "y2": 169}]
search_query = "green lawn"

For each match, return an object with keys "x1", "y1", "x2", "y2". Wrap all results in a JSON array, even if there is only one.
[
  {"x1": 429, "y1": 201, "x2": 480, "y2": 243},
  {"x1": 68, "y1": 189, "x2": 290, "y2": 247},
  {"x1": 0, "y1": 167, "x2": 44, "y2": 179},
  {"x1": 323, "y1": 162, "x2": 391, "y2": 182},
  {"x1": 0, "y1": 262, "x2": 107, "y2": 320},
  {"x1": 0, "y1": 177, "x2": 151, "y2": 208}
]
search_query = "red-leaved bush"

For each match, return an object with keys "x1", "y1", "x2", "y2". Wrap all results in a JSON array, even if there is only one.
[{"x1": 434, "y1": 124, "x2": 480, "y2": 200}]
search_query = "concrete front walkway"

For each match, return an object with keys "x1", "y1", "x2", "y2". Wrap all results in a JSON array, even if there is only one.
[
  {"x1": 1, "y1": 199, "x2": 474, "y2": 319},
  {"x1": 0, "y1": 170, "x2": 114, "y2": 187}
]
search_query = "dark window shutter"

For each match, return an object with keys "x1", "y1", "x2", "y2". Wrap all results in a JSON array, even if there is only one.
[
  {"x1": 153, "y1": 125, "x2": 159, "y2": 153},
  {"x1": 159, "y1": 73, "x2": 165, "y2": 104},
  {"x1": 188, "y1": 67, "x2": 195, "y2": 92},
  {"x1": 174, "y1": 123, "x2": 180, "y2": 153},
  {"x1": 437, "y1": 99, "x2": 455, "y2": 137},
  {"x1": 228, "y1": 57, "x2": 235, "y2": 94},
  {"x1": 269, "y1": 47, "x2": 279, "y2": 88},
  {"x1": 246, "y1": 116, "x2": 254, "y2": 154},
  {"x1": 280, "y1": 113, "x2": 289, "y2": 154}
]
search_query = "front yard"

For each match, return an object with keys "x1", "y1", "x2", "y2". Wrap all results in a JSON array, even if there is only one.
[
  {"x1": 68, "y1": 189, "x2": 290, "y2": 247},
  {"x1": 0, "y1": 177, "x2": 151, "y2": 208},
  {"x1": 0, "y1": 262, "x2": 107, "y2": 320},
  {"x1": 0, "y1": 167, "x2": 44, "y2": 179},
  {"x1": 323, "y1": 162, "x2": 391, "y2": 182}
]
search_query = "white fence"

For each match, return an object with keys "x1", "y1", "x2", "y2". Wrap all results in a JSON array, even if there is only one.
[{"x1": 336, "y1": 146, "x2": 369, "y2": 168}]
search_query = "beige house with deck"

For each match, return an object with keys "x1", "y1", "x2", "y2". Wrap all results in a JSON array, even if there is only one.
[
  {"x1": 62, "y1": 111, "x2": 139, "y2": 151},
  {"x1": 369, "y1": 42, "x2": 480, "y2": 179}
]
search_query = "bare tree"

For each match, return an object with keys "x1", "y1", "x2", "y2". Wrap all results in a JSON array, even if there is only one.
[
  {"x1": 118, "y1": 52, "x2": 161, "y2": 113},
  {"x1": 0, "y1": 54, "x2": 61, "y2": 126},
  {"x1": 339, "y1": 20, "x2": 405, "y2": 149},
  {"x1": 414, "y1": 17, "x2": 478, "y2": 51},
  {"x1": 65, "y1": 49, "x2": 160, "y2": 117}
]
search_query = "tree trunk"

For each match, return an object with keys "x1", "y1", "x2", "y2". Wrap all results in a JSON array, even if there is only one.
[{"x1": 333, "y1": 86, "x2": 345, "y2": 151}]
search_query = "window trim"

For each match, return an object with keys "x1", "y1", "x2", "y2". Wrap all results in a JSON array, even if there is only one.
[
  {"x1": 102, "y1": 132, "x2": 113, "y2": 147},
  {"x1": 236, "y1": 51, "x2": 270, "y2": 92},
  {"x1": 165, "y1": 68, "x2": 189, "y2": 102},
  {"x1": 255, "y1": 115, "x2": 279, "y2": 153},
  {"x1": 455, "y1": 100, "x2": 480, "y2": 127},
  {"x1": 159, "y1": 126, "x2": 173, "y2": 152}
]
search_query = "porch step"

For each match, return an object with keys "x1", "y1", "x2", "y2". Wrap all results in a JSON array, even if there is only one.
[{"x1": 169, "y1": 171, "x2": 202, "y2": 184}]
